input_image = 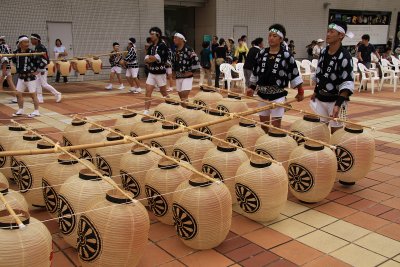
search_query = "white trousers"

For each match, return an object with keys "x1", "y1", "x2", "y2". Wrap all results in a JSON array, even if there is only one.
[{"x1": 36, "y1": 71, "x2": 60, "y2": 96}]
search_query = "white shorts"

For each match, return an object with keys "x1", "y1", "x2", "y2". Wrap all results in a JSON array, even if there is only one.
[
  {"x1": 176, "y1": 78, "x2": 193, "y2": 92},
  {"x1": 16, "y1": 79, "x2": 36, "y2": 93},
  {"x1": 126, "y1": 67, "x2": 138, "y2": 78},
  {"x1": 166, "y1": 67, "x2": 172, "y2": 75},
  {"x1": 111, "y1": 66, "x2": 122, "y2": 74},
  {"x1": 146, "y1": 73, "x2": 167, "y2": 87},
  {"x1": 258, "y1": 96, "x2": 285, "y2": 117},
  {"x1": 310, "y1": 99, "x2": 343, "y2": 127}
]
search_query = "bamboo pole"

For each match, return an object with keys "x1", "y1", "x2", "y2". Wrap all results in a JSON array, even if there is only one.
[
  {"x1": 11, "y1": 120, "x2": 140, "y2": 205},
  {"x1": 0, "y1": 52, "x2": 45, "y2": 58},
  {"x1": 0, "y1": 193, "x2": 25, "y2": 229},
  {"x1": 75, "y1": 116, "x2": 218, "y2": 183}
]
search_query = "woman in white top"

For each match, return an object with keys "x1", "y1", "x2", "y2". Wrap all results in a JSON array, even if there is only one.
[{"x1": 54, "y1": 39, "x2": 68, "y2": 83}]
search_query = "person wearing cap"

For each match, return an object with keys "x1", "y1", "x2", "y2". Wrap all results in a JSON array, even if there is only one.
[
  {"x1": 105, "y1": 42, "x2": 124, "y2": 90},
  {"x1": 0, "y1": 36, "x2": 17, "y2": 101},
  {"x1": 172, "y1": 32, "x2": 200, "y2": 104},
  {"x1": 311, "y1": 20, "x2": 354, "y2": 133},
  {"x1": 30, "y1": 34, "x2": 62, "y2": 103},
  {"x1": 248, "y1": 24, "x2": 304, "y2": 133},
  {"x1": 143, "y1": 26, "x2": 170, "y2": 115},
  {"x1": 313, "y1": 39, "x2": 324, "y2": 59},
  {"x1": 11, "y1": 35, "x2": 41, "y2": 117},
  {"x1": 122, "y1": 38, "x2": 141, "y2": 93}
]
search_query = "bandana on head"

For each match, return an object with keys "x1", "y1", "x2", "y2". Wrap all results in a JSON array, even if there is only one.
[
  {"x1": 328, "y1": 23, "x2": 354, "y2": 38},
  {"x1": 30, "y1": 34, "x2": 41, "y2": 41},
  {"x1": 18, "y1": 36, "x2": 29, "y2": 42},
  {"x1": 269, "y1": 28, "x2": 284, "y2": 38},
  {"x1": 174, "y1": 33, "x2": 186, "y2": 42}
]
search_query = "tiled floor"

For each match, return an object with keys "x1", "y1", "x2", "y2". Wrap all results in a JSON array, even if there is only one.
[{"x1": 2, "y1": 77, "x2": 400, "y2": 267}]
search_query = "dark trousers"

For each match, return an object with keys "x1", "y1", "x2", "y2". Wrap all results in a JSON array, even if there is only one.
[{"x1": 55, "y1": 71, "x2": 68, "y2": 83}]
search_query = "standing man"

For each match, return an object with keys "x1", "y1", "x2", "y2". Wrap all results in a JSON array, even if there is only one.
[
  {"x1": 105, "y1": 42, "x2": 124, "y2": 90},
  {"x1": 172, "y1": 32, "x2": 199, "y2": 104},
  {"x1": 211, "y1": 36, "x2": 219, "y2": 58},
  {"x1": 247, "y1": 24, "x2": 304, "y2": 132},
  {"x1": 357, "y1": 34, "x2": 380, "y2": 69},
  {"x1": 311, "y1": 20, "x2": 355, "y2": 133},
  {"x1": 243, "y1": 37, "x2": 263, "y2": 88},
  {"x1": 143, "y1": 27, "x2": 169, "y2": 115},
  {"x1": 313, "y1": 39, "x2": 325, "y2": 59},
  {"x1": 0, "y1": 35, "x2": 17, "y2": 102},
  {"x1": 123, "y1": 38, "x2": 141, "y2": 93},
  {"x1": 12, "y1": 35, "x2": 40, "y2": 117},
  {"x1": 30, "y1": 34, "x2": 62, "y2": 103}
]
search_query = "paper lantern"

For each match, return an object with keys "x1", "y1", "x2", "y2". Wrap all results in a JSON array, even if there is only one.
[
  {"x1": 198, "y1": 109, "x2": 236, "y2": 143},
  {"x1": 59, "y1": 60, "x2": 71, "y2": 77},
  {"x1": 153, "y1": 99, "x2": 184, "y2": 121},
  {"x1": 330, "y1": 125, "x2": 375, "y2": 185},
  {"x1": 201, "y1": 143, "x2": 248, "y2": 203},
  {"x1": 42, "y1": 154, "x2": 93, "y2": 218},
  {"x1": 63, "y1": 118, "x2": 91, "y2": 155},
  {"x1": 76, "y1": 59, "x2": 88, "y2": 75},
  {"x1": 0, "y1": 211, "x2": 53, "y2": 267},
  {"x1": 235, "y1": 155, "x2": 288, "y2": 222},
  {"x1": 114, "y1": 112, "x2": 142, "y2": 136},
  {"x1": 0, "y1": 126, "x2": 26, "y2": 182},
  {"x1": 254, "y1": 128, "x2": 298, "y2": 170},
  {"x1": 120, "y1": 145, "x2": 162, "y2": 206},
  {"x1": 16, "y1": 140, "x2": 57, "y2": 208},
  {"x1": 58, "y1": 169, "x2": 113, "y2": 248},
  {"x1": 226, "y1": 119, "x2": 264, "y2": 154},
  {"x1": 0, "y1": 173, "x2": 8, "y2": 188},
  {"x1": 172, "y1": 176, "x2": 232, "y2": 249},
  {"x1": 130, "y1": 116, "x2": 162, "y2": 138},
  {"x1": 0, "y1": 182, "x2": 29, "y2": 212},
  {"x1": 215, "y1": 95, "x2": 248, "y2": 114},
  {"x1": 288, "y1": 141, "x2": 337, "y2": 203},
  {"x1": 47, "y1": 61, "x2": 55, "y2": 77},
  {"x1": 150, "y1": 123, "x2": 184, "y2": 156},
  {"x1": 290, "y1": 115, "x2": 330, "y2": 145},
  {"x1": 174, "y1": 103, "x2": 207, "y2": 127},
  {"x1": 192, "y1": 86, "x2": 223, "y2": 108},
  {"x1": 145, "y1": 159, "x2": 192, "y2": 225},
  {"x1": 173, "y1": 132, "x2": 216, "y2": 171},
  {"x1": 77, "y1": 189, "x2": 149, "y2": 267},
  {"x1": 78, "y1": 125, "x2": 108, "y2": 164},
  {"x1": 90, "y1": 58, "x2": 102, "y2": 74},
  {"x1": 95, "y1": 133, "x2": 131, "y2": 185}
]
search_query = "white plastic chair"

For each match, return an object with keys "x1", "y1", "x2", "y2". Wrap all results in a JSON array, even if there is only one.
[
  {"x1": 300, "y1": 60, "x2": 315, "y2": 86},
  {"x1": 352, "y1": 57, "x2": 360, "y2": 82},
  {"x1": 358, "y1": 63, "x2": 379, "y2": 94},
  {"x1": 235, "y1": 63, "x2": 246, "y2": 93},
  {"x1": 220, "y1": 63, "x2": 245, "y2": 92},
  {"x1": 379, "y1": 59, "x2": 398, "y2": 92},
  {"x1": 311, "y1": 59, "x2": 318, "y2": 71}
]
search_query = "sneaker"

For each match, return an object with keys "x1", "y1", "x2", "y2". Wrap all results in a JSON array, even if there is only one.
[
  {"x1": 56, "y1": 93, "x2": 62, "y2": 103},
  {"x1": 118, "y1": 84, "x2": 125, "y2": 90},
  {"x1": 28, "y1": 110, "x2": 40, "y2": 118},
  {"x1": 143, "y1": 110, "x2": 149, "y2": 115},
  {"x1": 129, "y1": 87, "x2": 137, "y2": 93},
  {"x1": 105, "y1": 84, "x2": 113, "y2": 90},
  {"x1": 134, "y1": 88, "x2": 142, "y2": 94},
  {"x1": 37, "y1": 94, "x2": 44, "y2": 103},
  {"x1": 12, "y1": 109, "x2": 24, "y2": 117},
  {"x1": 10, "y1": 98, "x2": 18, "y2": 104},
  {"x1": 167, "y1": 87, "x2": 173, "y2": 92}
]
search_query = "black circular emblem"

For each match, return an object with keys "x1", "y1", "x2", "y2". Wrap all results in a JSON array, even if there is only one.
[
  {"x1": 96, "y1": 155, "x2": 112, "y2": 177},
  {"x1": 58, "y1": 194, "x2": 76, "y2": 235},
  {"x1": 10, "y1": 156, "x2": 20, "y2": 181},
  {"x1": 226, "y1": 136, "x2": 243, "y2": 148},
  {"x1": 172, "y1": 203, "x2": 197, "y2": 240},
  {"x1": 216, "y1": 104, "x2": 229, "y2": 113},
  {"x1": 16, "y1": 161, "x2": 32, "y2": 193},
  {"x1": 193, "y1": 99, "x2": 207, "y2": 107},
  {"x1": 0, "y1": 145, "x2": 6, "y2": 168},
  {"x1": 291, "y1": 130, "x2": 305, "y2": 145},
  {"x1": 172, "y1": 148, "x2": 191, "y2": 163},
  {"x1": 202, "y1": 164, "x2": 223, "y2": 181},
  {"x1": 145, "y1": 185, "x2": 168, "y2": 217},
  {"x1": 80, "y1": 149, "x2": 93, "y2": 163},
  {"x1": 255, "y1": 148, "x2": 275, "y2": 160},
  {"x1": 42, "y1": 179, "x2": 58, "y2": 214},
  {"x1": 235, "y1": 183, "x2": 261, "y2": 213},
  {"x1": 175, "y1": 117, "x2": 188, "y2": 126},
  {"x1": 120, "y1": 170, "x2": 141, "y2": 198},
  {"x1": 63, "y1": 136, "x2": 73, "y2": 147},
  {"x1": 198, "y1": 126, "x2": 212, "y2": 136},
  {"x1": 153, "y1": 110, "x2": 165, "y2": 120},
  {"x1": 77, "y1": 215, "x2": 102, "y2": 262},
  {"x1": 150, "y1": 141, "x2": 166, "y2": 155},
  {"x1": 335, "y1": 145, "x2": 354, "y2": 172},
  {"x1": 288, "y1": 163, "x2": 314, "y2": 192}
]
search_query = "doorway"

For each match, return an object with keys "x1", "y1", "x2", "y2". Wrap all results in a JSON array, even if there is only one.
[
  {"x1": 164, "y1": 6, "x2": 195, "y2": 50},
  {"x1": 46, "y1": 22, "x2": 74, "y2": 59}
]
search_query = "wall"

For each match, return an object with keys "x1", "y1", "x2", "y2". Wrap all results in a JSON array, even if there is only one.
[
  {"x1": 195, "y1": 0, "x2": 217, "y2": 54},
  {"x1": 215, "y1": 0, "x2": 400, "y2": 58}
]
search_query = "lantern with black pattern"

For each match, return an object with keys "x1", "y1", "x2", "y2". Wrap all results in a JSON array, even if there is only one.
[
  {"x1": 78, "y1": 125, "x2": 108, "y2": 164},
  {"x1": 114, "y1": 111, "x2": 142, "y2": 136},
  {"x1": 289, "y1": 115, "x2": 330, "y2": 145},
  {"x1": 226, "y1": 119, "x2": 264, "y2": 156},
  {"x1": 150, "y1": 122, "x2": 184, "y2": 156},
  {"x1": 192, "y1": 86, "x2": 223, "y2": 108},
  {"x1": 153, "y1": 99, "x2": 184, "y2": 121}
]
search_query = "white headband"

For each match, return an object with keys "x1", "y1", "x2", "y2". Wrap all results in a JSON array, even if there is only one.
[
  {"x1": 174, "y1": 33, "x2": 186, "y2": 42},
  {"x1": 0, "y1": 36, "x2": 5, "y2": 39},
  {"x1": 18, "y1": 36, "x2": 29, "y2": 42},
  {"x1": 328, "y1": 23, "x2": 354, "y2": 38},
  {"x1": 269, "y1": 28, "x2": 284, "y2": 39}
]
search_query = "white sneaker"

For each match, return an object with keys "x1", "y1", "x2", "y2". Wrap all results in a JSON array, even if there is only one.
[
  {"x1": 143, "y1": 110, "x2": 149, "y2": 115},
  {"x1": 12, "y1": 109, "x2": 24, "y2": 117},
  {"x1": 37, "y1": 94, "x2": 44, "y2": 103},
  {"x1": 167, "y1": 87, "x2": 173, "y2": 92},
  {"x1": 56, "y1": 93, "x2": 62, "y2": 103},
  {"x1": 134, "y1": 88, "x2": 142, "y2": 94},
  {"x1": 118, "y1": 84, "x2": 125, "y2": 90},
  {"x1": 28, "y1": 110, "x2": 40, "y2": 118},
  {"x1": 10, "y1": 98, "x2": 18, "y2": 104},
  {"x1": 105, "y1": 84, "x2": 113, "y2": 90}
]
